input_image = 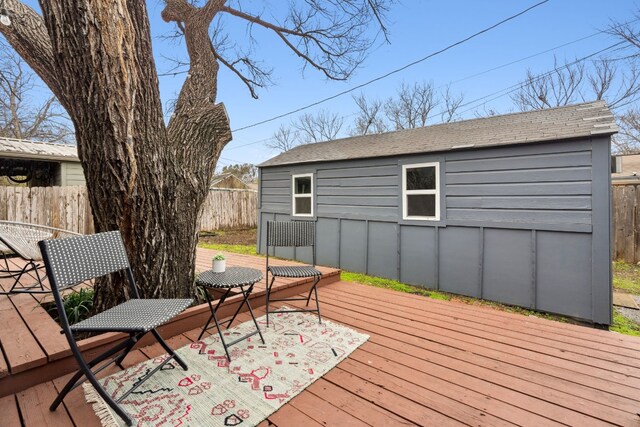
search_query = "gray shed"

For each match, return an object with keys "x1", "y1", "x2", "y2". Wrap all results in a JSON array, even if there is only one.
[{"x1": 257, "y1": 101, "x2": 617, "y2": 325}]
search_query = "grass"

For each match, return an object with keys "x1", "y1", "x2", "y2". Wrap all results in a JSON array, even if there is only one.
[
  {"x1": 199, "y1": 242, "x2": 258, "y2": 256},
  {"x1": 613, "y1": 261, "x2": 640, "y2": 294},
  {"x1": 340, "y1": 271, "x2": 451, "y2": 300},
  {"x1": 611, "y1": 309, "x2": 640, "y2": 336}
]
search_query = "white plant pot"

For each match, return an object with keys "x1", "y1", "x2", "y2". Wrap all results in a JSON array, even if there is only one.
[{"x1": 212, "y1": 259, "x2": 226, "y2": 273}]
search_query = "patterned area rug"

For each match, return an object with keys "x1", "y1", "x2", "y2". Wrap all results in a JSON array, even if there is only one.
[{"x1": 84, "y1": 309, "x2": 369, "y2": 426}]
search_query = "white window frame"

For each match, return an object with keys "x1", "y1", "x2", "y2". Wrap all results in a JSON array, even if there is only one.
[
  {"x1": 292, "y1": 173, "x2": 314, "y2": 217},
  {"x1": 402, "y1": 162, "x2": 440, "y2": 221}
]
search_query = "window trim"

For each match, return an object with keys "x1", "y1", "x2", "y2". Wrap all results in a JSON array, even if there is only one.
[
  {"x1": 291, "y1": 173, "x2": 314, "y2": 217},
  {"x1": 402, "y1": 162, "x2": 440, "y2": 221}
]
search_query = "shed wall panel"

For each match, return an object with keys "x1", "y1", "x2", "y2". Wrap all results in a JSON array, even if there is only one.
[
  {"x1": 367, "y1": 222, "x2": 398, "y2": 280},
  {"x1": 339, "y1": 220, "x2": 367, "y2": 273},
  {"x1": 399, "y1": 226, "x2": 437, "y2": 287},
  {"x1": 482, "y1": 228, "x2": 533, "y2": 308},
  {"x1": 445, "y1": 150, "x2": 592, "y2": 172},
  {"x1": 446, "y1": 196, "x2": 591, "y2": 210},
  {"x1": 446, "y1": 182, "x2": 592, "y2": 196},
  {"x1": 446, "y1": 167, "x2": 591, "y2": 184},
  {"x1": 316, "y1": 218, "x2": 340, "y2": 267},
  {"x1": 438, "y1": 226, "x2": 481, "y2": 297},
  {"x1": 536, "y1": 231, "x2": 593, "y2": 320}
]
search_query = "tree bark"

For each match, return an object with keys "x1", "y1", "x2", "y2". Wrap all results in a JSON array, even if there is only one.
[{"x1": 2, "y1": 0, "x2": 231, "y2": 311}]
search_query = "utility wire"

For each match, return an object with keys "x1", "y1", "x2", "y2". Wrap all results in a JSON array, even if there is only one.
[
  {"x1": 445, "y1": 41, "x2": 627, "y2": 119},
  {"x1": 230, "y1": 0, "x2": 550, "y2": 133},
  {"x1": 227, "y1": 29, "x2": 620, "y2": 151}
]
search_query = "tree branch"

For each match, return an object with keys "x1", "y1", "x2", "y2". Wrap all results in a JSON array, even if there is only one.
[{"x1": 0, "y1": 0, "x2": 68, "y2": 109}]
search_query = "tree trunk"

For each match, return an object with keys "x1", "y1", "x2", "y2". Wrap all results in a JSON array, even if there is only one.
[{"x1": 0, "y1": 0, "x2": 231, "y2": 311}]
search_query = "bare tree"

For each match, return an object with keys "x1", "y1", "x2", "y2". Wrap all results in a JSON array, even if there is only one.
[
  {"x1": 616, "y1": 108, "x2": 640, "y2": 153},
  {"x1": 385, "y1": 81, "x2": 439, "y2": 129},
  {"x1": 0, "y1": 43, "x2": 72, "y2": 142},
  {"x1": 440, "y1": 84, "x2": 464, "y2": 123},
  {"x1": 0, "y1": 0, "x2": 392, "y2": 312},
  {"x1": 220, "y1": 163, "x2": 257, "y2": 183},
  {"x1": 295, "y1": 110, "x2": 344, "y2": 143},
  {"x1": 268, "y1": 124, "x2": 301, "y2": 153},
  {"x1": 511, "y1": 56, "x2": 586, "y2": 110},
  {"x1": 269, "y1": 109, "x2": 345, "y2": 153},
  {"x1": 351, "y1": 93, "x2": 387, "y2": 135}
]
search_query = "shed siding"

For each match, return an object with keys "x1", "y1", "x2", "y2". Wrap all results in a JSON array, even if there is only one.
[
  {"x1": 258, "y1": 137, "x2": 612, "y2": 324},
  {"x1": 59, "y1": 162, "x2": 86, "y2": 186}
]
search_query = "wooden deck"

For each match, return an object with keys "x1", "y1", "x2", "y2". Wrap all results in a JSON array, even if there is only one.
[
  {"x1": 0, "y1": 248, "x2": 340, "y2": 396},
  {"x1": 2, "y1": 264, "x2": 640, "y2": 426}
]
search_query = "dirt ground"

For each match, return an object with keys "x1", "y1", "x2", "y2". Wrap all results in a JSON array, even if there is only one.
[{"x1": 199, "y1": 228, "x2": 257, "y2": 246}]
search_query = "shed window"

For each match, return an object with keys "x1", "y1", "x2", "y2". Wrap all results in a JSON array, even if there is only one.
[
  {"x1": 402, "y1": 162, "x2": 439, "y2": 220},
  {"x1": 292, "y1": 173, "x2": 314, "y2": 217}
]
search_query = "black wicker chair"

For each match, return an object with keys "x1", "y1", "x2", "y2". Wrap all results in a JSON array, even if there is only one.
[
  {"x1": 265, "y1": 221, "x2": 322, "y2": 326},
  {"x1": 38, "y1": 231, "x2": 192, "y2": 426}
]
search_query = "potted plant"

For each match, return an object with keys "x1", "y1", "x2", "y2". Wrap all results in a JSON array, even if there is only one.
[{"x1": 212, "y1": 253, "x2": 226, "y2": 273}]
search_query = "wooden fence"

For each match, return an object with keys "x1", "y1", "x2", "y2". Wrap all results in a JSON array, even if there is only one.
[
  {"x1": 613, "y1": 183, "x2": 640, "y2": 263},
  {"x1": 0, "y1": 186, "x2": 257, "y2": 234}
]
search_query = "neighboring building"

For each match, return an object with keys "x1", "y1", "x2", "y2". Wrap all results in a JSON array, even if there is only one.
[
  {"x1": 0, "y1": 137, "x2": 85, "y2": 186},
  {"x1": 611, "y1": 153, "x2": 640, "y2": 183},
  {"x1": 258, "y1": 101, "x2": 616, "y2": 325},
  {"x1": 210, "y1": 173, "x2": 250, "y2": 189}
]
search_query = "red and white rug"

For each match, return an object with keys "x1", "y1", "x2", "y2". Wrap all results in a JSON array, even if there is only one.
[{"x1": 84, "y1": 309, "x2": 369, "y2": 426}]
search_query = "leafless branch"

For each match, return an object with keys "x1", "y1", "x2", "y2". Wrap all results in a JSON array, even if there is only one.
[
  {"x1": 385, "y1": 81, "x2": 439, "y2": 129},
  {"x1": 351, "y1": 92, "x2": 387, "y2": 135}
]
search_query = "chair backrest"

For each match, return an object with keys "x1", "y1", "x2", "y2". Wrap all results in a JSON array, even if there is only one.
[
  {"x1": 266, "y1": 221, "x2": 315, "y2": 248},
  {"x1": 0, "y1": 221, "x2": 80, "y2": 261},
  {"x1": 38, "y1": 230, "x2": 130, "y2": 290}
]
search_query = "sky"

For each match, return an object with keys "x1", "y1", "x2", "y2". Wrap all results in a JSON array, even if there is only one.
[{"x1": 13, "y1": 0, "x2": 640, "y2": 169}]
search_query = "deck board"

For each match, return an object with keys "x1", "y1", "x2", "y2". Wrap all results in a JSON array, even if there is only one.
[
  {"x1": 316, "y1": 287, "x2": 640, "y2": 388},
  {"x1": 2, "y1": 252, "x2": 640, "y2": 425},
  {"x1": 0, "y1": 292, "x2": 47, "y2": 374},
  {"x1": 0, "y1": 394, "x2": 21, "y2": 427},
  {"x1": 328, "y1": 283, "x2": 640, "y2": 358}
]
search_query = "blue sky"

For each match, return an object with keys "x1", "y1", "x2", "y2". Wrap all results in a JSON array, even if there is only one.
[{"x1": 16, "y1": 1, "x2": 640, "y2": 168}]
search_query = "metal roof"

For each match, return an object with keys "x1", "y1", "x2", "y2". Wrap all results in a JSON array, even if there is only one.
[
  {"x1": 259, "y1": 101, "x2": 618, "y2": 167},
  {"x1": 0, "y1": 137, "x2": 79, "y2": 162}
]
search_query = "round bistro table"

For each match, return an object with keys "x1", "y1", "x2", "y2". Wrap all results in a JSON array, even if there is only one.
[{"x1": 196, "y1": 267, "x2": 265, "y2": 361}]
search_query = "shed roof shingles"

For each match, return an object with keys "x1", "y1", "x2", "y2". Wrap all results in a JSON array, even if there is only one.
[
  {"x1": 0, "y1": 137, "x2": 79, "y2": 162},
  {"x1": 259, "y1": 101, "x2": 617, "y2": 167}
]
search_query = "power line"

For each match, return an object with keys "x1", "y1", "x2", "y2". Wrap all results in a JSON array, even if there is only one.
[
  {"x1": 227, "y1": 41, "x2": 627, "y2": 153},
  {"x1": 445, "y1": 41, "x2": 627, "y2": 119},
  {"x1": 230, "y1": 0, "x2": 551, "y2": 133},
  {"x1": 225, "y1": 28, "x2": 620, "y2": 151}
]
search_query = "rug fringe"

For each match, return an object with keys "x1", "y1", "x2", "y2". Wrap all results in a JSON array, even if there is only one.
[{"x1": 82, "y1": 383, "x2": 121, "y2": 427}]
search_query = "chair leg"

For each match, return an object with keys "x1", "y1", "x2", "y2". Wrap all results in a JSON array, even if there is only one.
[
  {"x1": 85, "y1": 365, "x2": 133, "y2": 426},
  {"x1": 305, "y1": 280, "x2": 316, "y2": 306},
  {"x1": 51, "y1": 336, "x2": 136, "y2": 411},
  {"x1": 151, "y1": 329, "x2": 188, "y2": 371},
  {"x1": 114, "y1": 335, "x2": 138, "y2": 369},
  {"x1": 51, "y1": 339, "x2": 134, "y2": 426},
  {"x1": 266, "y1": 276, "x2": 276, "y2": 327},
  {"x1": 313, "y1": 277, "x2": 322, "y2": 324}
]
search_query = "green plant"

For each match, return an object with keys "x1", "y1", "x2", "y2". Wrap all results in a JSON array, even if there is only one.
[
  {"x1": 213, "y1": 253, "x2": 226, "y2": 261},
  {"x1": 59, "y1": 288, "x2": 94, "y2": 324}
]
